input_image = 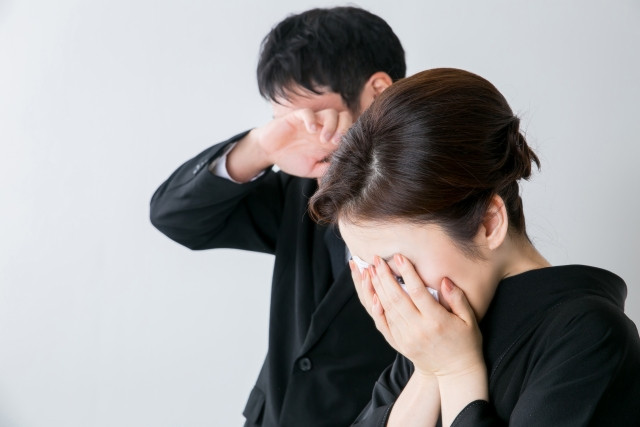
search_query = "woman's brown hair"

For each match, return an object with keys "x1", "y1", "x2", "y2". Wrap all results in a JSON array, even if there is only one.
[{"x1": 309, "y1": 68, "x2": 540, "y2": 256}]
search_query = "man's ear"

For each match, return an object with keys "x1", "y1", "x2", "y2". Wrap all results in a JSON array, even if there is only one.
[
  {"x1": 480, "y1": 195, "x2": 509, "y2": 251},
  {"x1": 358, "y1": 72, "x2": 393, "y2": 112}
]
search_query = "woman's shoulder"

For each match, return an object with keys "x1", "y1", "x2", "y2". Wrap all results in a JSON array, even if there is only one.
[
  {"x1": 511, "y1": 264, "x2": 628, "y2": 315},
  {"x1": 540, "y1": 288, "x2": 640, "y2": 362}
]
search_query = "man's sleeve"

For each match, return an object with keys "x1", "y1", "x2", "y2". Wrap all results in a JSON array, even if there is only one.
[
  {"x1": 210, "y1": 142, "x2": 266, "y2": 182},
  {"x1": 149, "y1": 130, "x2": 286, "y2": 254}
]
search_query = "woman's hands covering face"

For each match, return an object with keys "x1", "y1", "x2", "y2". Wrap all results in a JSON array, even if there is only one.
[{"x1": 349, "y1": 254, "x2": 485, "y2": 379}]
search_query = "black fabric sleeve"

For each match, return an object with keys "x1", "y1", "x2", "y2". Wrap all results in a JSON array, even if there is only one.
[
  {"x1": 354, "y1": 295, "x2": 640, "y2": 427},
  {"x1": 452, "y1": 296, "x2": 640, "y2": 426},
  {"x1": 149, "y1": 131, "x2": 289, "y2": 253},
  {"x1": 450, "y1": 400, "x2": 500, "y2": 427},
  {"x1": 352, "y1": 354, "x2": 413, "y2": 426}
]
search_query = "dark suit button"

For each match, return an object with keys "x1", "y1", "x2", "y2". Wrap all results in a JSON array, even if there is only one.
[{"x1": 298, "y1": 357, "x2": 312, "y2": 372}]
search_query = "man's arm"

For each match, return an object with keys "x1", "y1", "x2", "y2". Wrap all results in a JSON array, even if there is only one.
[
  {"x1": 150, "y1": 107, "x2": 351, "y2": 251},
  {"x1": 219, "y1": 129, "x2": 272, "y2": 183},
  {"x1": 225, "y1": 107, "x2": 353, "y2": 181},
  {"x1": 149, "y1": 131, "x2": 286, "y2": 253}
]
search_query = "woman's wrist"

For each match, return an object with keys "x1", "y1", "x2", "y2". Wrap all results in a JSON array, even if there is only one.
[
  {"x1": 388, "y1": 370, "x2": 440, "y2": 427},
  {"x1": 437, "y1": 365, "x2": 489, "y2": 427}
]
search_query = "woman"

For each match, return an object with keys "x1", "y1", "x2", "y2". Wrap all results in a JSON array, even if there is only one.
[{"x1": 309, "y1": 68, "x2": 640, "y2": 426}]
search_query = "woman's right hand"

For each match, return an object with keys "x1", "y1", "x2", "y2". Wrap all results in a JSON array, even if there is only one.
[
  {"x1": 350, "y1": 258, "x2": 441, "y2": 427},
  {"x1": 349, "y1": 259, "x2": 402, "y2": 348}
]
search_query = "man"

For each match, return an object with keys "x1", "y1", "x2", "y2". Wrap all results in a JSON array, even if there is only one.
[{"x1": 150, "y1": 7, "x2": 406, "y2": 426}]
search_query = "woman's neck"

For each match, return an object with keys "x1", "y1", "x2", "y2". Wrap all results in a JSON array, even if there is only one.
[{"x1": 499, "y1": 234, "x2": 551, "y2": 281}]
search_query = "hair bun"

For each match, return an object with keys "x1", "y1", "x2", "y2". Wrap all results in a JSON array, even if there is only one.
[{"x1": 504, "y1": 116, "x2": 540, "y2": 182}]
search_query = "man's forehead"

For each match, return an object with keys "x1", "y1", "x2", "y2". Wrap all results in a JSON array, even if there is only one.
[
  {"x1": 275, "y1": 83, "x2": 332, "y2": 101},
  {"x1": 271, "y1": 88, "x2": 346, "y2": 113}
]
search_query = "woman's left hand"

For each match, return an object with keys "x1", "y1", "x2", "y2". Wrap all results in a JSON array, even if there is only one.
[{"x1": 367, "y1": 254, "x2": 485, "y2": 379}]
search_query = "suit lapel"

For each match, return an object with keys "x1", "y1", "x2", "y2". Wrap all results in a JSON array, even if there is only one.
[
  {"x1": 296, "y1": 179, "x2": 355, "y2": 356},
  {"x1": 298, "y1": 266, "x2": 355, "y2": 356},
  {"x1": 324, "y1": 224, "x2": 346, "y2": 281}
]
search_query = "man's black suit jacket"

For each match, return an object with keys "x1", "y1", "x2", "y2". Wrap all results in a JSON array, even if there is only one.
[{"x1": 150, "y1": 132, "x2": 396, "y2": 426}]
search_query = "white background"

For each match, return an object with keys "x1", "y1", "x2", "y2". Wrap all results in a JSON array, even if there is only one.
[{"x1": 1, "y1": 1, "x2": 639, "y2": 426}]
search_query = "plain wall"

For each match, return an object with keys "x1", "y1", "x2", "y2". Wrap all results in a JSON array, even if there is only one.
[{"x1": 1, "y1": 0, "x2": 639, "y2": 425}]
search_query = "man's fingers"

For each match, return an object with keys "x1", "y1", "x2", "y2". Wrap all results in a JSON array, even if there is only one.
[
  {"x1": 293, "y1": 108, "x2": 319, "y2": 134},
  {"x1": 333, "y1": 110, "x2": 353, "y2": 144},
  {"x1": 290, "y1": 107, "x2": 352, "y2": 145},
  {"x1": 317, "y1": 109, "x2": 338, "y2": 143}
]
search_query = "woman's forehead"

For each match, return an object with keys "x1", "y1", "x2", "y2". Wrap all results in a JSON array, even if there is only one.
[
  {"x1": 340, "y1": 221, "x2": 420, "y2": 262},
  {"x1": 340, "y1": 219, "x2": 453, "y2": 261},
  {"x1": 339, "y1": 218, "x2": 428, "y2": 238}
]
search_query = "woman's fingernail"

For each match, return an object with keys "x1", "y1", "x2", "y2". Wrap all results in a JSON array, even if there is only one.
[
  {"x1": 374, "y1": 256, "x2": 381, "y2": 267},
  {"x1": 442, "y1": 278, "x2": 453, "y2": 293},
  {"x1": 394, "y1": 253, "x2": 404, "y2": 266},
  {"x1": 369, "y1": 266, "x2": 377, "y2": 278}
]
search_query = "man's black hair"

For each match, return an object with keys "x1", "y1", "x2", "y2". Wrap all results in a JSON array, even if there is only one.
[{"x1": 257, "y1": 6, "x2": 406, "y2": 112}]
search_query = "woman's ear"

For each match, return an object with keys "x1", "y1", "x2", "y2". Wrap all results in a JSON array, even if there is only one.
[
  {"x1": 357, "y1": 72, "x2": 393, "y2": 112},
  {"x1": 481, "y1": 195, "x2": 509, "y2": 251}
]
